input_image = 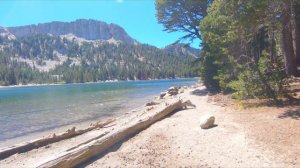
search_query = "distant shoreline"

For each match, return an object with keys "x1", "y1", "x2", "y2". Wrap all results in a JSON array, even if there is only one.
[
  {"x1": 0, "y1": 77, "x2": 199, "y2": 89},
  {"x1": 0, "y1": 83, "x2": 64, "y2": 89}
]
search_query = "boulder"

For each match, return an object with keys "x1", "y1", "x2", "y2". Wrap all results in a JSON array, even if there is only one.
[
  {"x1": 168, "y1": 89, "x2": 178, "y2": 96},
  {"x1": 160, "y1": 92, "x2": 167, "y2": 99},
  {"x1": 167, "y1": 86, "x2": 179, "y2": 96},
  {"x1": 168, "y1": 86, "x2": 180, "y2": 91},
  {"x1": 200, "y1": 115, "x2": 215, "y2": 129},
  {"x1": 168, "y1": 86, "x2": 177, "y2": 91}
]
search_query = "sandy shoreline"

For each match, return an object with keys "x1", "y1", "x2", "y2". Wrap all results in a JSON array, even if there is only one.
[
  {"x1": 1, "y1": 83, "x2": 299, "y2": 167},
  {"x1": 84, "y1": 85, "x2": 300, "y2": 168}
]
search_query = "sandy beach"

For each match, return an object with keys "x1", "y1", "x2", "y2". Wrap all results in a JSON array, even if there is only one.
[
  {"x1": 84, "y1": 86, "x2": 300, "y2": 167},
  {"x1": 0, "y1": 84, "x2": 299, "y2": 167}
]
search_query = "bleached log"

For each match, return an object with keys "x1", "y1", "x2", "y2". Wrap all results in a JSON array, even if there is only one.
[
  {"x1": 0, "y1": 119, "x2": 115, "y2": 159},
  {"x1": 38, "y1": 100, "x2": 184, "y2": 168}
]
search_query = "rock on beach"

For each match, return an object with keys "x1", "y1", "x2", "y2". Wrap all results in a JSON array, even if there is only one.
[{"x1": 200, "y1": 115, "x2": 215, "y2": 129}]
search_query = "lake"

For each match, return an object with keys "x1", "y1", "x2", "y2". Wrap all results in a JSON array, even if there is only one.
[{"x1": 0, "y1": 79, "x2": 196, "y2": 143}]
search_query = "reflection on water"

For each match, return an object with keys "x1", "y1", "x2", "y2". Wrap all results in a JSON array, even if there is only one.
[{"x1": 0, "y1": 79, "x2": 196, "y2": 141}]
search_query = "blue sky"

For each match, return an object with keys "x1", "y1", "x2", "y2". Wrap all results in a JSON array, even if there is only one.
[{"x1": 0, "y1": 0, "x2": 200, "y2": 48}]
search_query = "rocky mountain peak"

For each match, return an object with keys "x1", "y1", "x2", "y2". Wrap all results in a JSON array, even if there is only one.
[{"x1": 5, "y1": 19, "x2": 137, "y2": 44}]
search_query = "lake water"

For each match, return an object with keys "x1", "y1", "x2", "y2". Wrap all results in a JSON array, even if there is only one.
[{"x1": 0, "y1": 79, "x2": 196, "y2": 142}]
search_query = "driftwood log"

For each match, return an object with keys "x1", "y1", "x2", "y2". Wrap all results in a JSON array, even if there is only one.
[
  {"x1": 0, "y1": 119, "x2": 115, "y2": 159},
  {"x1": 38, "y1": 100, "x2": 186, "y2": 168}
]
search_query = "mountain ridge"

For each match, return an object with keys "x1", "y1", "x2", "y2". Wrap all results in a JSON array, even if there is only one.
[
  {"x1": 1, "y1": 19, "x2": 199, "y2": 52},
  {"x1": 0, "y1": 19, "x2": 199, "y2": 86},
  {"x1": 164, "y1": 43, "x2": 199, "y2": 58},
  {"x1": 4, "y1": 19, "x2": 138, "y2": 44}
]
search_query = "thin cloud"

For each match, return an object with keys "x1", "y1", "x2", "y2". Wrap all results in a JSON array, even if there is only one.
[{"x1": 116, "y1": 0, "x2": 124, "y2": 3}]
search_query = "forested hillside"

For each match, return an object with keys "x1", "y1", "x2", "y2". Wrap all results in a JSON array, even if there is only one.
[
  {"x1": 0, "y1": 20, "x2": 198, "y2": 86},
  {"x1": 156, "y1": 0, "x2": 300, "y2": 102}
]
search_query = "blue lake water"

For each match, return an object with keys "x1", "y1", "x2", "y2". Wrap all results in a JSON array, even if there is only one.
[{"x1": 0, "y1": 79, "x2": 196, "y2": 142}]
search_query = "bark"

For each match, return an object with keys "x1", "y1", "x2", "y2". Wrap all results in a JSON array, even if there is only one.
[
  {"x1": 281, "y1": 1, "x2": 298, "y2": 76},
  {"x1": 293, "y1": 2, "x2": 300, "y2": 65},
  {"x1": 269, "y1": 24, "x2": 278, "y2": 64}
]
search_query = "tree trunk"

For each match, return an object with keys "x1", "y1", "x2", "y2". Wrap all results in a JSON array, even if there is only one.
[
  {"x1": 281, "y1": 1, "x2": 298, "y2": 76},
  {"x1": 269, "y1": 24, "x2": 278, "y2": 64},
  {"x1": 293, "y1": 2, "x2": 300, "y2": 65}
]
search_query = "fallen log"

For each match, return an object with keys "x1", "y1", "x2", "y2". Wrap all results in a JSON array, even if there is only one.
[
  {"x1": 0, "y1": 118, "x2": 115, "y2": 159},
  {"x1": 38, "y1": 100, "x2": 185, "y2": 168}
]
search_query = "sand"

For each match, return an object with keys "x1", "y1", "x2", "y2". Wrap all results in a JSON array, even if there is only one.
[
  {"x1": 1, "y1": 84, "x2": 299, "y2": 167},
  {"x1": 83, "y1": 86, "x2": 285, "y2": 168}
]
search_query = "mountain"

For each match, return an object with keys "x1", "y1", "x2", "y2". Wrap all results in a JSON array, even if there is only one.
[
  {"x1": 4, "y1": 19, "x2": 138, "y2": 44},
  {"x1": 164, "y1": 43, "x2": 200, "y2": 58},
  {"x1": 0, "y1": 19, "x2": 198, "y2": 86},
  {"x1": 0, "y1": 27, "x2": 16, "y2": 41}
]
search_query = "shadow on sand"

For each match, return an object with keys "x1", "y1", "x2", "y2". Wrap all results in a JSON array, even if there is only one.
[
  {"x1": 190, "y1": 88, "x2": 209, "y2": 96},
  {"x1": 203, "y1": 124, "x2": 218, "y2": 129},
  {"x1": 278, "y1": 108, "x2": 300, "y2": 120},
  {"x1": 77, "y1": 132, "x2": 137, "y2": 168}
]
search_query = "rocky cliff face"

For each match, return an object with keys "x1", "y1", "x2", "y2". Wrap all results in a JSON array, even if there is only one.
[{"x1": 5, "y1": 19, "x2": 137, "y2": 44}]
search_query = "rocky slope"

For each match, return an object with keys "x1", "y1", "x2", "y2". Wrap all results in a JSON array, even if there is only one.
[
  {"x1": 4, "y1": 19, "x2": 137, "y2": 44},
  {"x1": 164, "y1": 43, "x2": 200, "y2": 58}
]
